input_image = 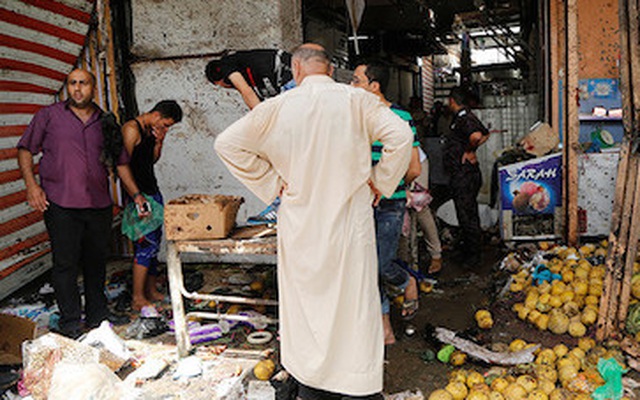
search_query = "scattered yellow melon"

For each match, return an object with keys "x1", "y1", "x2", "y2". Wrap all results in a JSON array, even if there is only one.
[
  {"x1": 536, "y1": 365, "x2": 558, "y2": 384},
  {"x1": 535, "y1": 349, "x2": 557, "y2": 365},
  {"x1": 450, "y1": 351, "x2": 468, "y2": 366},
  {"x1": 476, "y1": 310, "x2": 492, "y2": 320},
  {"x1": 568, "y1": 321, "x2": 587, "y2": 337},
  {"x1": 584, "y1": 295, "x2": 599, "y2": 307},
  {"x1": 478, "y1": 316, "x2": 494, "y2": 330},
  {"x1": 503, "y1": 383, "x2": 528, "y2": 400},
  {"x1": 535, "y1": 314, "x2": 550, "y2": 330},
  {"x1": 467, "y1": 391, "x2": 490, "y2": 400},
  {"x1": 253, "y1": 359, "x2": 276, "y2": 380},
  {"x1": 516, "y1": 375, "x2": 537, "y2": 393},
  {"x1": 449, "y1": 369, "x2": 468, "y2": 383},
  {"x1": 509, "y1": 339, "x2": 527, "y2": 352},
  {"x1": 445, "y1": 381, "x2": 468, "y2": 400},
  {"x1": 549, "y1": 388, "x2": 570, "y2": 400},
  {"x1": 467, "y1": 371, "x2": 485, "y2": 388},
  {"x1": 537, "y1": 379, "x2": 555, "y2": 395},
  {"x1": 548, "y1": 310, "x2": 570, "y2": 335},
  {"x1": 553, "y1": 344, "x2": 569, "y2": 358},
  {"x1": 578, "y1": 337, "x2": 596, "y2": 352},
  {"x1": 490, "y1": 377, "x2": 509, "y2": 393}
]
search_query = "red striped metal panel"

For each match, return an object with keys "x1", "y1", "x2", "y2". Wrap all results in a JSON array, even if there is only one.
[{"x1": 1, "y1": 0, "x2": 95, "y2": 300}]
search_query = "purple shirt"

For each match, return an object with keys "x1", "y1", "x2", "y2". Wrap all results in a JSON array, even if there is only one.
[{"x1": 17, "y1": 101, "x2": 129, "y2": 209}]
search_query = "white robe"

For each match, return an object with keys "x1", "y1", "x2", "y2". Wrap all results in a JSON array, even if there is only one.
[{"x1": 215, "y1": 74, "x2": 413, "y2": 395}]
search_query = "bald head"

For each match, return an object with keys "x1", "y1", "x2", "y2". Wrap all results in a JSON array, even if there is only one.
[{"x1": 291, "y1": 43, "x2": 333, "y2": 84}]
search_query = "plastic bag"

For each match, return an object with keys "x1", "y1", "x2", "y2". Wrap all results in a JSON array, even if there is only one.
[
  {"x1": 48, "y1": 362, "x2": 124, "y2": 400},
  {"x1": 592, "y1": 358, "x2": 627, "y2": 400},
  {"x1": 121, "y1": 194, "x2": 164, "y2": 241},
  {"x1": 22, "y1": 333, "x2": 100, "y2": 400},
  {"x1": 81, "y1": 321, "x2": 132, "y2": 371}
]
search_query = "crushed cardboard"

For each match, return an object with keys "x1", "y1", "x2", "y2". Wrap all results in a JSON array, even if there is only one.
[{"x1": 0, "y1": 313, "x2": 36, "y2": 365}]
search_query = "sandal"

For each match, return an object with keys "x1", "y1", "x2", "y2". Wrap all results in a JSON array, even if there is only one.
[{"x1": 402, "y1": 299, "x2": 419, "y2": 321}]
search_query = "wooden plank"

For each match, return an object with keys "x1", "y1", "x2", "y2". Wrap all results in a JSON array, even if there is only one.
[
  {"x1": 597, "y1": 0, "x2": 633, "y2": 341},
  {"x1": 618, "y1": 158, "x2": 640, "y2": 331},
  {"x1": 565, "y1": 0, "x2": 579, "y2": 246}
]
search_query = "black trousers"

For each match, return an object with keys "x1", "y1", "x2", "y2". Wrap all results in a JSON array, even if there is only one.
[
  {"x1": 44, "y1": 203, "x2": 112, "y2": 334},
  {"x1": 297, "y1": 382, "x2": 383, "y2": 400},
  {"x1": 450, "y1": 163, "x2": 482, "y2": 262}
]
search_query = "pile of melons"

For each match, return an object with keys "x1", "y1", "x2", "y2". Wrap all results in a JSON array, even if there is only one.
[
  {"x1": 428, "y1": 339, "x2": 626, "y2": 400},
  {"x1": 508, "y1": 243, "x2": 611, "y2": 337}
]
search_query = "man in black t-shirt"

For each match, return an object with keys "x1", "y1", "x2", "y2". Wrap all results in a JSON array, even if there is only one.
[
  {"x1": 443, "y1": 87, "x2": 490, "y2": 267},
  {"x1": 206, "y1": 49, "x2": 294, "y2": 224},
  {"x1": 205, "y1": 49, "x2": 293, "y2": 110}
]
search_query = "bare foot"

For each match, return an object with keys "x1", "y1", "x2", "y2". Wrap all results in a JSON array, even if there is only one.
[
  {"x1": 132, "y1": 296, "x2": 152, "y2": 311},
  {"x1": 383, "y1": 314, "x2": 396, "y2": 345},
  {"x1": 428, "y1": 258, "x2": 442, "y2": 274},
  {"x1": 402, "y1": 276, "x2": 419, "y2": 319}
]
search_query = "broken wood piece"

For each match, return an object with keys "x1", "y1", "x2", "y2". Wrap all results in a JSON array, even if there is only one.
[{"x1": 435, "y1": 327, "x2": 539, "y2": 365}]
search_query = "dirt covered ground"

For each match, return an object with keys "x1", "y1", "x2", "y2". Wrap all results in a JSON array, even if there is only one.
[{"x1": 8, "y1": 233, "x2": 639, "y2": 398}]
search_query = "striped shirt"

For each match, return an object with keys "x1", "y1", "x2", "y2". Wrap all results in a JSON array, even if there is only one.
[{"x1": 372, "y1": 104, "x2": 420, "y2": 200}]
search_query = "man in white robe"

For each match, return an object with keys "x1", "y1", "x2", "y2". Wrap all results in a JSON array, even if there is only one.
[{"x1": 215, "y1": 43, "x2": 413, "y2": 398}]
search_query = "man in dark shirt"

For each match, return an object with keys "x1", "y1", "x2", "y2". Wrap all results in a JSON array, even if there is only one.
[
  {"x1": 443, "y1": 86, "x2": 490, "y2": 267},
  {"x1": 206, "y1": 49, "x2": 294, "y2": 224},
  {"x1": 205, "y1": 49, "x2": 293, "y2": 110},
  {"x1": 17, "y1": 69, "x2": 144, "y2": 338},
  {"x1": 122, "y1": 100, "x2": 182, "y2": 311}
]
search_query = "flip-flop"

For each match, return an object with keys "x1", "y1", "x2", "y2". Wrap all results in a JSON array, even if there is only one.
[{"x1": 402, "y1": 299, "x2": 419, "y2": 321}]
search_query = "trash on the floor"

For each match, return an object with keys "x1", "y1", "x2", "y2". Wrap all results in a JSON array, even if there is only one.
[
  {"x1": 384, "y1": 389, "x2": 424, "y2": 399},
  {"x1": 104, "y1": 282, "x2": 127, "y2": 301},
  {"x1": 434, "y1": 327, "x2": 539, "y2": 365},
  {"x1": 22, "y1": 333, "x2": 100, "y2": 400},
  {"x1": 592, "y1": 358, "x2": 627, "y2": 400},
  {"x1": 0, "y1": 314, "x2": 36, "y2": 365},
  {"x1": 188, "y1": 320, "x2": 231, "y2": 344},
  {"x1": 81, "y1": 321, "x2": 132, "y2": 371},
  {"x1": 172, "y1": 356, "x2": 203, "y2": 380},
  {"x1": 246, "y1": 330, "x2": 273, "y2": 345},
  {"x1": 124, "y1": 358, "x2": 169, "y2": 382},
  {"x1": 48, "y1": 362, "x2": 139, "y2": 400},
  {"x1": 125, "y1": 312, "x2": 169, "y2": 340},
  {"x1": 0, "y1": 303, "x2": 57, "y2": 329},
  {"x1": 38, "y1": 283, "x2": 54, "y2": 295},
  {"x1": 247, "y1": 379, "x2": 276, "y2": 400}
]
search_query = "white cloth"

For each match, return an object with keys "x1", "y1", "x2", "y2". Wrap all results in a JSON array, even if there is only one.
[{"x1": 215, "y1": 74, "x2": 413, "y2": 395}]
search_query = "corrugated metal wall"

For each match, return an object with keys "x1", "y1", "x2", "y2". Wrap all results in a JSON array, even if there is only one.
[{"x1": 0, "y1": 0, "x2": 122, "y2": 300}]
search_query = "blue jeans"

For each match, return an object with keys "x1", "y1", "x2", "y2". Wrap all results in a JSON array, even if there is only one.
[{"x1": 374, "y1": 199, "x2": 409, "y2": 314}]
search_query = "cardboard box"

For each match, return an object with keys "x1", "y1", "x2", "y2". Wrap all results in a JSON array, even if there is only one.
[
  {"x1": 0, "y1": 313, "x2": 36, "y2": 365},
  {"x1": 165, "y1": 194, "x2": 244, "y2": 240},
  {"x1": 519, "y1": 122, "x2": 559, "y2": 157}
]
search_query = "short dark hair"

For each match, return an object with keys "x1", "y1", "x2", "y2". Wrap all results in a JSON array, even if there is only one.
[
  {"x1": 205, "y1": 59, "x2": 224, "y2": 83},
  {"x1": 151, "y1": 100, "x2": 183, "y2": 123},
  {"x1": 449, "y1": 86, "x2": 467, "y2": 106},
  {"x1": 361, "y1": 62, "x2": 390, "y2": 94}
]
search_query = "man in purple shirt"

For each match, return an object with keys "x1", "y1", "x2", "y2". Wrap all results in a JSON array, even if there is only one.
[{"x1": 17, "y1": 69, "x2": 145, "y2": 338}]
